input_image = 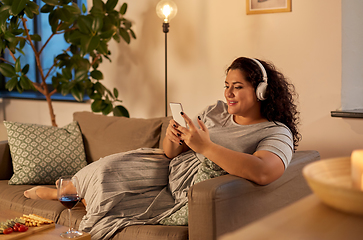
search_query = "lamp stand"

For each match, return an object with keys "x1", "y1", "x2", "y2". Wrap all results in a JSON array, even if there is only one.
[{"x1": 163, "y1": 22, "x2": 169, "y2": 117}]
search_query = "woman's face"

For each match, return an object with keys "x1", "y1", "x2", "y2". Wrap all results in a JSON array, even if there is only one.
[{"x1": 224, "y1": 69, "x2": 262, "y2": 122}]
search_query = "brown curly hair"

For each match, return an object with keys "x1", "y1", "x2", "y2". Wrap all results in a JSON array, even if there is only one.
[{"x1": 226, "y1": 57, "x2": 301, "y2": 148}]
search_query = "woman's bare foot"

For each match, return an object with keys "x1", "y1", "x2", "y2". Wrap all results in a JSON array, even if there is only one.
[{"x1": 24, "y1": 186, "x2": 58, "y2": 200}]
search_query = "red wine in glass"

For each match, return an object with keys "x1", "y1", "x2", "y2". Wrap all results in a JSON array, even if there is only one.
[{"x1": 59, "y1": 195, "x2": 80, "y2": 209}]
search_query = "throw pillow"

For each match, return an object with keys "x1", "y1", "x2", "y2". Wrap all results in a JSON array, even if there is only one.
[
  {"x1": 4, "y1": 121, "x2": 87, "y2": 185},
  {"x1": 73, "y1": 112, "x2": 165, "y2": 163}
]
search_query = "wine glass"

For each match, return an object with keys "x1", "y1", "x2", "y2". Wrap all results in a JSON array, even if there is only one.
[{"x1": 57, "y1": 175, "x2": 84, "y2": 238}]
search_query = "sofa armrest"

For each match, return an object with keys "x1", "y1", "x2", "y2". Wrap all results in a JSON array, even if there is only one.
[
  {"x1": 0, "y1": 140, "x2": 12, "y2": 180},
  {"x1": 188, "y1": 150, "x2": 320, "y2": 240}
]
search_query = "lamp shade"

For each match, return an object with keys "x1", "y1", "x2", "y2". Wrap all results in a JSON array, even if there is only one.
[{"x1": 156, "y1": 0, "x2": 178, "y2": 23}]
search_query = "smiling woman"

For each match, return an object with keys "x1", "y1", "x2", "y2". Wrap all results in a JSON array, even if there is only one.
[{"x1": 22, "y1": 57, "x2": 301, "y2": 239}]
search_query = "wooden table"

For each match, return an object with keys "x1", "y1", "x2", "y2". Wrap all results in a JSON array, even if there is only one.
[
  {"x1": 0, "y1": 209, "x2": 91, "y2": 240},
  {"x1": 220, "y1": 194, "x2": 363, "y2": 240}
]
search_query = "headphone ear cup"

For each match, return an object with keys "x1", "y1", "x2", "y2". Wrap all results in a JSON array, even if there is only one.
[{"x1": 256, "y1": 82, "x2": 268, "y2": 101}]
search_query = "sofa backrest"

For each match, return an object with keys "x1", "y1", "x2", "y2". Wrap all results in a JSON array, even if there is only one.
[{"x1": 73, "y1": 112, "x2": 171, "y2": 163}]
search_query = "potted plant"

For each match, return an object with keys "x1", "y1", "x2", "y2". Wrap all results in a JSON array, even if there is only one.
[{"x1": 0, "y1": 0, "x2": 136, "y2": 127}]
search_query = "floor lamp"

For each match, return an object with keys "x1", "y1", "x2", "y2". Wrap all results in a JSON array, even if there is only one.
[{"x1": 156, "y1": 0, "x2": 177, "y2": 117}]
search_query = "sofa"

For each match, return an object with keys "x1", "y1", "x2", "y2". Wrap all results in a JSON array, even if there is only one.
[{"x1": 0, "y1": 111, "x2": 320, "y2": 240}]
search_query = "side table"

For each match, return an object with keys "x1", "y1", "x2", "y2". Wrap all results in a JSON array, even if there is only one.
[
  {"x1": 220, "y1": 194, "x2": 363, "y2": 240},
  {"x1": 0, "y1": 209, "x2": 91, "y2": 240}
]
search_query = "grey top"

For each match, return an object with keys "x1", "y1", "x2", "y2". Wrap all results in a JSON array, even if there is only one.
[{"x1": 195, "y1": 101, "x2": 294, "y2": 168}]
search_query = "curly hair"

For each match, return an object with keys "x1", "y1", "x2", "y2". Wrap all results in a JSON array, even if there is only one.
[{"x1": 226, "y1": 57, "x2": 301, "y2": 148}]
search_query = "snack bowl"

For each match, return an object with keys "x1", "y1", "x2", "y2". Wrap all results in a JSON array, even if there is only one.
[{"x1": 303, "y1": 156, "x2": 363, "y2": 215}]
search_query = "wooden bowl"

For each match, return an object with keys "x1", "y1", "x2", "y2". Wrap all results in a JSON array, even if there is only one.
[{"x1": 303, "y1": 156, "x2": 363, "y2": 215}]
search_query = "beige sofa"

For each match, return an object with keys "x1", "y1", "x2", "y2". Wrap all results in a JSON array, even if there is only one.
[{"x1": 0, "y1": 112, "x2": 320, "y2": 240}]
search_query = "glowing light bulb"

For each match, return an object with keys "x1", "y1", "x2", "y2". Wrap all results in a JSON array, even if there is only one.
[{"x1": 156, "y1": 0, "x2": 178, "y2": 23}]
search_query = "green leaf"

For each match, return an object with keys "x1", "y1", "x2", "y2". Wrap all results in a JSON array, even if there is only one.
[
  {"x1": 12, "y1": 0, "x2": 28, "y2": 16},
  {"x1": 91, "y1": 16, "x2": 103, "y2": 33},
  {"x1": 91, "y1": 99, "x2": 104, "y2": 112},
  {"x1": 113, "y1": 105, "x2": 129, "y2": 117},
  {"x1": 94, "y1": 82, "x2": 105, "y2": 95},
  {"x1": 97, "y1": 41, "x2": 108, "y2": 55},
  {"x1": 24, "y1": 6, "x2": 34, "y2": 19},
  {"x1": 66, "y1": 29, "x2": 83, "y2": 44},
  {"x1": 71, "y1": 84, "x2": 84, "y2": 102},
  {"x1": 30, "y1": 34, "x2": 41, "y2": 41},
  {"x1": 15, "y1": 57, "x2": 21, "y2": 72},
  {"x1": 40, "y1": 4, "x2": 54, "y2": 13},
  {"x1": 93, "y1": 0, "x2": 104, "y2": 11},
  {"x1": 90, "y1": 0, "x2": 105, "y2": 16},
  {"x1": 106, "y1": 0, "x2": 118, "y2": 12},
  {"x1": 100, "y1": 29, "x2": 116, "y2": 39},
  {"x1": 0, "y1": 63, "x2": 16, "y2": 77},
  {"x1": 4, "y1": 32, "x2": 16, "y2": 42},
  {"x1": 22, "y1": 64, "x2": 29, "y2": 74},
  {"x1": 119, "y1": 27, "x2": 130, "y2": 44},
  {"x1": 90, "y1": 69, "x2": 103, "y2": 80},
  {"x1": 120, "y1": 3, "x2": 127, "y2": 15},
  {"x1": 19, "y1": 75, "x2": 32, "y2": 89},
  {"x1": 5, "y1": 76, "x2": 18, "y2": 92},
  {"x1": 102, "y1": 103, "x2": 113, "y2": 115},
  {"x1": 74, "y1": 70, "x2": 88, "y2": 82},
  {"x1": 113, "y1": 32, "x2": 120, "y2": 43},
  {"x1": 64, "y1": 3, "x2": 81, "y2": 15},
  {"x1": 61, "y1": 67, "x2": 72, "y2": 79},
  {"x1": 56, "y1": 7, "x2": 72, "y2": 23},
  {"x1": 48, "y1": 10, "x2": 58, "y2": 33},
  {"x1": 77, "y1": 15, "x2": 92, "y2": 34},
  {"x1": 130, "y1": 29, "x2": 136, "y2": 39},
  {"x1": 87, "y1": 35, "x2": 100, "y2": 53},
  {"x1": 42, "y1": 0, "x2": 60, "y2": 6},
  {"x1": 113, "y1": 88, "x2": 118, "y2": 98},
  {"x1": 1, "y1": 0, "x2": 13, "y2": 5},
  {"x1": 26, "y1": 1, "x2": 40, "y2": 15},
  {"x1": 82, "y1": 3, "x2": 87, "y2": 14}
]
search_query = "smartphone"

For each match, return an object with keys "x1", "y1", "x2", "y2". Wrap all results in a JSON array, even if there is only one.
[{"x1": 170, "y1": 102, "x2": 187, "y2": 128}]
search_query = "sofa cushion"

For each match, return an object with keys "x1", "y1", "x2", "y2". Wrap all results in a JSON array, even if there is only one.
[
  {"x1": 0, "y1": 180, "x2": 65, "y2": 221},
  {"x1": 3, "y1": 121, "x2": 87, "y2": 185},
  {"x1": 73, "y1": 112, "x2": 165, "y2": 163}
]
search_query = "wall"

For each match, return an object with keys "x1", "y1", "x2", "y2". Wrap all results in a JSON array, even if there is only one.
[{"x1": 1, "y1": 0, "x2": 362, "y2": 159}]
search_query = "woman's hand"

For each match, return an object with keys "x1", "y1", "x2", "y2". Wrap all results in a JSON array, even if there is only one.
[
  {"x1": 163, "y1": 119, "x2": 188, "y2": 159},
  {"x1": 177, "y1": 112, "x2": 212, "y2": 155},
  {"x1": 165, "y1": 119, "x2": 183, "y2": 145}
]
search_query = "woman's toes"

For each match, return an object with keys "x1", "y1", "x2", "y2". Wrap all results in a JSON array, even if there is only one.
[{"x1": 24, "y1": 186, "x2": 42, "y2": 199}]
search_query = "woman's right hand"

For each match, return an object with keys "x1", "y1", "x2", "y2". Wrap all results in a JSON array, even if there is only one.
[
  {"x1": 165, "y1": 119, "x2": 183, "y2": 144},
  {"x1": 163, "y1": 119, "x2": 189, "y2": 158}
]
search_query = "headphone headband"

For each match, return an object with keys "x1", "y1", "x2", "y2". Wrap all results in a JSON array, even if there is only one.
[
  {"x1": 250, "y1": 58, "x2": 267, "y2": 83},
  {"x1": 249, "y1": 58, "x2": 268, "y2": 101}
]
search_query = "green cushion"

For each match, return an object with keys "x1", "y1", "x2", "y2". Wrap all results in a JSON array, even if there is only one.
[{"x1": 4, "y1": 121, "x2": 87, "y2": 185}]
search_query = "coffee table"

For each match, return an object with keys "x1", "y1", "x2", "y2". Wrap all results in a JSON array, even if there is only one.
[
  {"x1": 0, "y1": 209, "x2": 91, "y2": 240},
  {"x1": 220, "y1": 194, "x2": 363, "y2": 240}
]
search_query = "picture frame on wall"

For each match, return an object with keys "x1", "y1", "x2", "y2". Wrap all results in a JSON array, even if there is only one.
[{"x1": 246, "y1": 0, "x2": 292, "y2": 15}]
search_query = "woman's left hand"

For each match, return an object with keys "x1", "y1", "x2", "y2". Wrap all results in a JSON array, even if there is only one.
[{"x1": 176, "y1": 112, "x2": 212, "y2": 154}]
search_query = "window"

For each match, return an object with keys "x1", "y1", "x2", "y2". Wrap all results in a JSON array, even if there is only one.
[
  {"x1": 0, "y1": 0, "x2": 88, "y2": 101},
  {"x1": 331, "y1": 0, "x2": 363, "y2": 118}
]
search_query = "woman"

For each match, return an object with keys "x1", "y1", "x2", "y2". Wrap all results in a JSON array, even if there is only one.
[{"x1": 24, "y1": 57, "x2": 300, "y2": 239}]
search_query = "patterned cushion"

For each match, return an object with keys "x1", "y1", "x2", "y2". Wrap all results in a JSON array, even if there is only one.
[
  {"x1": 160, "y1": 158, "x2": 227, "y2": 226},
  {"x1": 4, "y1": 121, "x2": 87, "y2": 185}
]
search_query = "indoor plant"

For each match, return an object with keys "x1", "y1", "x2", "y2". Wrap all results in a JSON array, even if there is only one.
[{"x1": 0, "y1": 0, "x2": 135, "y2": 126}]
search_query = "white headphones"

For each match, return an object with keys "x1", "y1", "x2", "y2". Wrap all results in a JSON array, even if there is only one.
[{"x1": 250, "y1": 58, "x2": 268, "y2": 101}]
